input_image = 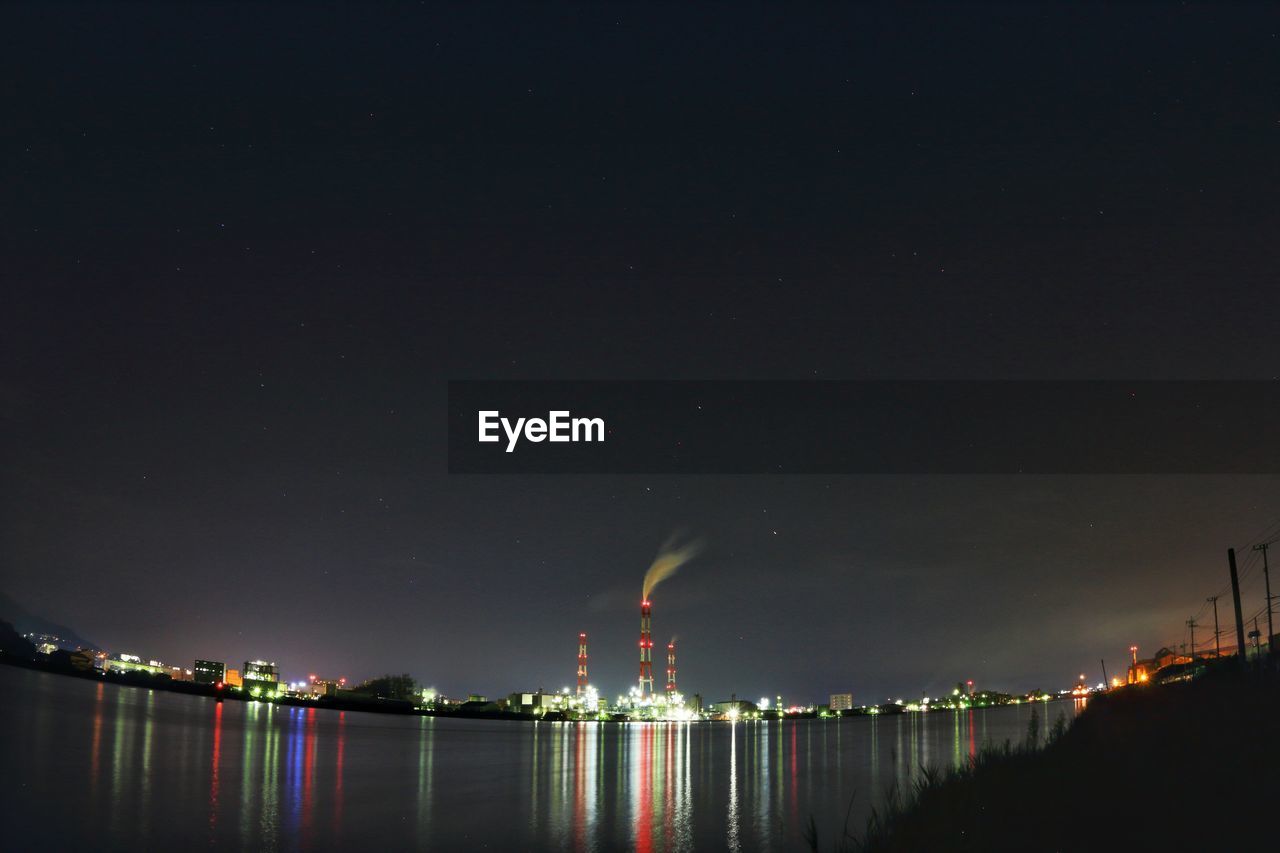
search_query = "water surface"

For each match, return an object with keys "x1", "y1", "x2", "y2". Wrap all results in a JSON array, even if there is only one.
[{"x1": 0, "y1": 666, "x2": 1076, "y2": 850}]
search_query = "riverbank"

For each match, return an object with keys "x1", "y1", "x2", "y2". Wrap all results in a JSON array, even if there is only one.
[
  {"x1": 812, "y1": 663, "x2": 1278, "y2": 851},
  {"x1": 0, "y1": 651, "x2": 545, "y2": 721}
]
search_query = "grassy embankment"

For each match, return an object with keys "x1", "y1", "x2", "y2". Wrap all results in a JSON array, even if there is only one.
[{"x1": 808, "y1": 663, "x2": 1279, "y2": 852}]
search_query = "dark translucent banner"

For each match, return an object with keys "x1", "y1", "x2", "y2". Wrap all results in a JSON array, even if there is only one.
[{"x1": 447, "y1": 381, "x2": 1280, "y2": 474}]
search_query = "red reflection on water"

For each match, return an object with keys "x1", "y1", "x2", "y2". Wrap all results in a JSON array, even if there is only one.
[
  {"x1": 663, "y1": 725, "x2": 675, "y2": 849},
  {"x1": 572, "y1": 724, "x2": 585, "y2": 852},
  {"x1": 635, "y1": 725, "x2": 653, "y2": 853},
  {"x1": 302, "y1": 707, "x2": 316, "y2": 845},
  {"x1": 334, "y1": 711, "x2": 346, "y2": 834},
  {"x1": 209, "y1": 701, "x2": 223, "y2": 838}
]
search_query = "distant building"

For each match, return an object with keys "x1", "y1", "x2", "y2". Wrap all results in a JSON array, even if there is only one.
[
  {"x1": 830, "y1": 693, "x2": 853, "y2": 712},
  {"x1": 508, "y1": 691, "x2": 551, "y2": 712},
  {"x1": 456, "y1": 699, "x2": 501, "y2": 713},
  {"x1": 709, "y1": 699, "x2": 757, "y2": 719},
  {"x1": 194, "y1": 660, "x2": 226, "y2": 685},
  {"x1": 242, "y1": 660, "x2": 284, "y2": 695},
  {"x1": 167, "y1": 666, "x2": 193, "y2": 681},
  {"x1": 1127, "y1": 659, "x2": 1153, "y2": 684},
  {"x1": 224, "y1": 668, "x2": 243, "y2": 688},
  {"x1": 104, "y1": 654, "x2": 167, "y2": 676},
  {"x1": 24, "y1": 632, "x2": 70, "y2": 651},
  {"x1": 1128, "y1": 646, "x2": 1194, "y2": 684},
  {"x1": 244, "y1": 660, "x2": 279, "y2": 682},
  {"x1": 307, "y1": 677, "x2": 342, "y2": 698}
]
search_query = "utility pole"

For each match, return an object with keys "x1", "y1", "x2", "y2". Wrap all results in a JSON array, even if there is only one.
[
  {"x1": 1253, "y1": 542, "x2": 1274, "y2": 658},
  {"x1": 1100, "y1": 659, "x2": 1109, "y2": 687},
  {"x1": 1207, "y1": 596, "x2": 1221, "y2": 658},
  {"x1": 1186, "y1": 618, "x2": 1198, "y2": 660},
  {"x1": 1229, "y1": 548, "x2": 1248, "y2": 664}
]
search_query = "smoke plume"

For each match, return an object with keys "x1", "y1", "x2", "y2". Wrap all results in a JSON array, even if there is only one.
[{"x1": 641, "y1": 536, "x2": 702, "y2": 600}]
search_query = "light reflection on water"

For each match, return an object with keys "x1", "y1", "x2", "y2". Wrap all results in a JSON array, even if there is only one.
[{"x1": 0, "y1": 666, "x2": 1079, "y2": 850}]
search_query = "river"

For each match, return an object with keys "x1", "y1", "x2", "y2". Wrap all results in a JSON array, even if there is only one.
[{"x1": 0, "y1": 665, "x2": 1077, "y2": 850}]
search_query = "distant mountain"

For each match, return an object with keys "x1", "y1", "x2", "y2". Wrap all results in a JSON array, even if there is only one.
[{"x1": 0, "y1": 591, "x2": 99, "y2": 651}]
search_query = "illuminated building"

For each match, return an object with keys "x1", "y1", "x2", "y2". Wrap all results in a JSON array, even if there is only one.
[
  {"x1": 242, "y1": 660, "x2": 284, "y2": 695},
  {"x1": 830, "y1": 693, "x2": 853, "y2": 712},
  {"x1": 104, "y1": 654, "x2": 167, "y2": 676},
  {"x1": 224, "y1": 668, "x2": 242, "y2": 688},
  {"x1": 508, "y1": 691, "x2": 553, "y2": 712},
  {"x1": 244, "y1": 660, "x2": 279, "y2": 681},
  {"x1": 1127, "y1": 646, "x2": 1193, "y2": 684},
  {"x1": 194, "y1": 660, "x2": 225, "y2": 685},
  {"x1": 710, "y1": 698, "x2": 757, "y2": 720},
  {"x1": 307, "y1": 675, "x2": 344, "y2": 697},
  {"x1": 1127, "y1": 660, "x2": 1152, "y2": 684}
]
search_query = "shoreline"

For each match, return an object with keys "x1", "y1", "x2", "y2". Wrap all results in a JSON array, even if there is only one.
[
  {"x1": 0, "y1": 653, "x2": 535, "y2": 721},
  {"x1": 817, "y1": 662, "x2": 1279, "y2": 852},
  {"x1": 0, "y1": 651, "x2": 1071, "y2": 725}
]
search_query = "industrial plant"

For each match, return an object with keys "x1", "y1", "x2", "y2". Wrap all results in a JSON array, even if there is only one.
[{"x1": 9, "y1": 537, "x2": 1110, "y2": 723}]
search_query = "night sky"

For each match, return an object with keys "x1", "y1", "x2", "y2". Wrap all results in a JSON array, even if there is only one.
[{"x1": 4, "y1": 3, "x2": 1279, "y2": 702}]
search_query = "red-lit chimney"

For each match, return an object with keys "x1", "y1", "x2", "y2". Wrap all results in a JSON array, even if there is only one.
[
  {"x1": 666, "y1": 641, "x2": 677, "y2": 695},
  {"x1": 577, "y1": 632, "x2": 588, "y2": 695},
  {"x1": 639, "y1": 599, "x2": 653, "y2": 696}
]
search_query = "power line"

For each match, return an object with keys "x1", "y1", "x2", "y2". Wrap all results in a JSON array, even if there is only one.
[
  {"x1": 1139, "y1": 519, "x2": 1280, "y2": 668},
  {"x1": 1207, "y1": 596, "x2": 1221, "y2": 658},
  {"x1": 1252, "y1": 541, "x2": 1274, "y2": 652}
]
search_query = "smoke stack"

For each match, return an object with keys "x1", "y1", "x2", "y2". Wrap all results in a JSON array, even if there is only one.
[
  {"x1": 577, "y1": 632, "x2": 588, "y2": 695},
  {"x1": 639, "y1": 599, "x2": 653, "y2": 696},
  {"x1": 666, "y1": 641, "x2": 677, "y2": 695}
]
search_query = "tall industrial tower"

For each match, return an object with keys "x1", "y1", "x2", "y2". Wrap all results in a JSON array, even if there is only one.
[
  {"x1": 639, "y1": 599, "x2": 654, "y2": 696},
  {"x1": 666, "y1": 641, "x2": 677, "y2": 695},
  {"x1": 577, "y1": 632, "x2": 588, "y2": 695}
]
